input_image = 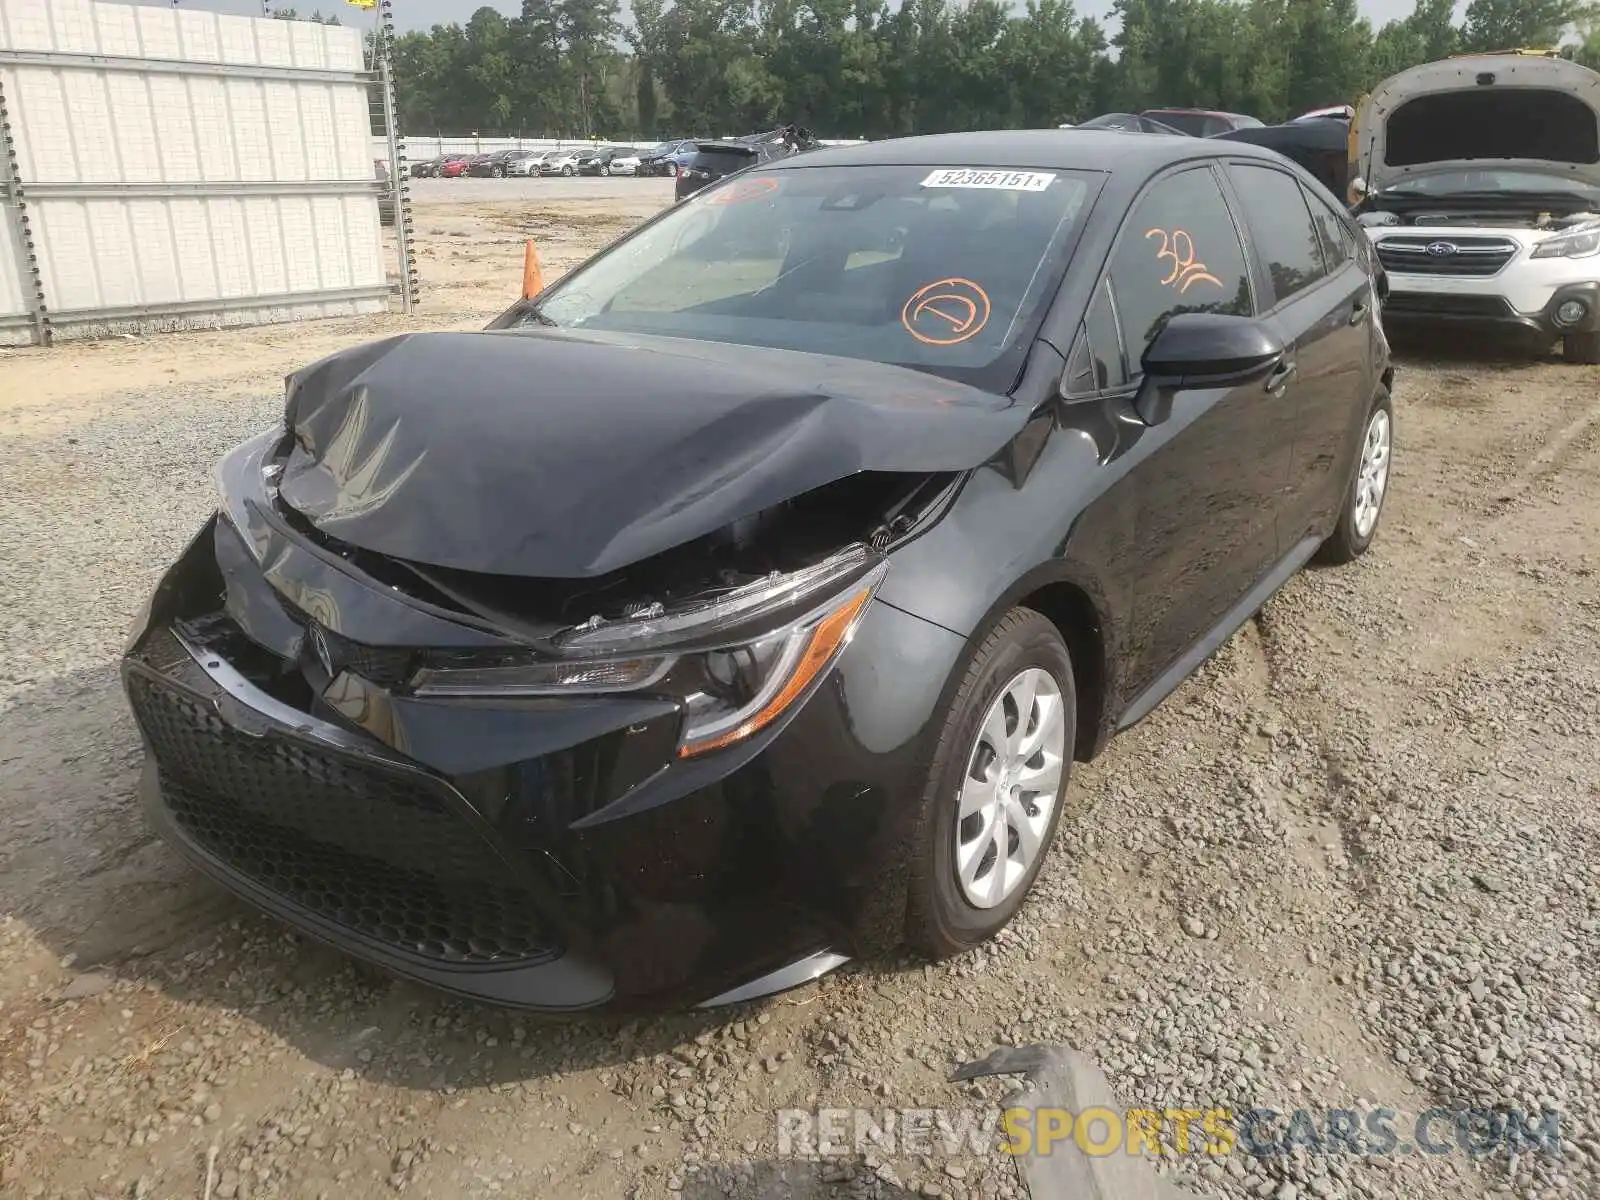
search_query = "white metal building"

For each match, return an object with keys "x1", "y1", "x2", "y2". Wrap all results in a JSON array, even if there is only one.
[{"x1": 0, "y1": 0, "x2": 392, "y2": 346}]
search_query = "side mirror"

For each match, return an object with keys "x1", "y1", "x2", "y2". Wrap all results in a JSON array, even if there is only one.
[
  {"x1": 1348, "y1": 176, "x2": 1368, "y2": 205},
  {"x1": 1135, "y1": 313, "x2": 1285, "y2": 426}
]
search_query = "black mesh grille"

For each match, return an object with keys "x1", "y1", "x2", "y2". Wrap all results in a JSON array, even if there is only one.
[
  {"x1": 1384, "y1": 292, "x2": 1515, "y2": 317},
  {"x1": 1375, "y1": 236, "x2": 1517, "y2": 277},
  {"x1": 127, "y1": 668, "x2": 557, "y2": 966}
]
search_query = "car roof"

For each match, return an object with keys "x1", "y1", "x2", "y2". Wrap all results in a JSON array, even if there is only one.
[
  {"x1": 758, "y1": 129, "x2": 1286, "y2": 174},
  {"x1": 1144, "y1": 107, "x2": 1252, "y2": 119}
]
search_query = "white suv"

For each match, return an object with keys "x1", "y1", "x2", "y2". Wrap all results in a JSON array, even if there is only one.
[{"x1": 1353, "y1": 53, "x2": 1600, "y2": 364}]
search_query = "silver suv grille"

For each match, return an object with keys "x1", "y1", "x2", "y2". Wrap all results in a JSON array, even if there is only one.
[{"x1": 1374, "y1": 235, "x2": 1518, "y2": 277}]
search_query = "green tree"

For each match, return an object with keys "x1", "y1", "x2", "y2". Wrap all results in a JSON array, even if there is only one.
[
  {"x1": 373, "y1": 0, "x2": 1600, "y2": 140},
  {"x1": 1461, "y1": 0, "x2": 1590, "y2": 50}
]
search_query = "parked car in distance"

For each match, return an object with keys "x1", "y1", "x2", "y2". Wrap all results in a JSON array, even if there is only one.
[
  {"x1": 674, "y1": 128, "x2": 818, "y2": 200},
  {"x1": 1294, "y1": 104, "x2": 1355, "y2": 122},
  {"x1": 574, "y1": 146, "x2": 617, "y2": 175},
  {"x1": 1140, "y1": 108, "x2": 1263, "y2": 136},
  {"x1": 606, "y1": 147, "x2": 644, "y2": 175},
  {"x1": 1352, "y1": 52, "x2": 1600, "y2": 363},
  {"x1": 126, "y1": 129, "x2": 1393, "y2": 1014},
  {"x1": 1075, "y1": 112, "x2": 1188, "y2": 135},
  {"x1": 540, "y1": 148, "x2": 583, "y2": 177},
  {"x1": 1213, "y1": 117, "x2": 1351, "y2": 200},
  {"x1": 504, "y1": 150, "x2": 543, "y2": 177},
  {"x1": 439, "y1": 155, "x2": 471, "y2": 178},
  {"x1": 409, "y1": 156, "x2": 442, "y2": 179},
  {"x1": 374, "y1": 159, "x2": 395, "y2": 226},
  {"x1": 467, "y1": 149, "x2": 523, "y2": 178},
  {"x1": 639, "y1": 138, "x2": 702, "y2": 176}
]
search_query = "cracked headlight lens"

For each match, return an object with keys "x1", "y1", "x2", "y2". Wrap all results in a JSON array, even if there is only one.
[{"x1": 410, "y1": 546, "x2": 889, "y2": 758}]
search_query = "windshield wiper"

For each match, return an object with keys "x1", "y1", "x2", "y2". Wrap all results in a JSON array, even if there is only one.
[{"x1": 520, "y1": 303, "x2": 558, "y2": 327}]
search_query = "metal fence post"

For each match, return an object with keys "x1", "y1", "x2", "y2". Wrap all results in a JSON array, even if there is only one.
[
  {"x1": 376, "y1": 0, "x2": 419, "y2": 314},
  {"x1": 0, "y1": 67, "x2": 51, "y2": 346}
]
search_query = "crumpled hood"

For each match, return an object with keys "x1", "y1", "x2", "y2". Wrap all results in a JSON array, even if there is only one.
[
  {"x1": 278, "y1": 328, "x2": 1030, "y2": 577},
  {"x1": 1356, "y1": 55, "x2": 1600, "y2": 192}
]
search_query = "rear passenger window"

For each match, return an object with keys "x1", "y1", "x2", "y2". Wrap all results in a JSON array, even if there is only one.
[
  {"x1": 1228, "y1": 164, "x2": 1328, "y2": 306},
  {"x1": 1302, "y1": 183, "x2": 1356, "y2": 270},
  {"x1": 1107, "y1": 167, "x2": 1252, "y2": 370}
]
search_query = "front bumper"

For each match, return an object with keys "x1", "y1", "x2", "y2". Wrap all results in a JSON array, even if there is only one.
[
  {"x1": 122, "y1": 516, "x2": 964, "y2": 1012},
  {"x1": 1381, "y1": 280, "x2": 1600, "y2": 341}
]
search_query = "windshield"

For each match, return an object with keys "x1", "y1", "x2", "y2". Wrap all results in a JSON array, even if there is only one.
[
  {"x1": 1379, "y1": 168, "x2": 1600, "y2": 198},
  {"x1": 518, "y1": 164, "x2": 1096, "y2": 389}
]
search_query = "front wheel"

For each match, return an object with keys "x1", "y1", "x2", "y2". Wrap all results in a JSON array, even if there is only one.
[
  {"x1": 1563, "y1": 330, "x2": 1600, "y2": 364},
  {"x1": 492, "y1": 166, "x2": 505, "y2": 178},
  {"x1": 561, "y1": 165, "x2": 574, "y2": 177},
  {"x1": 905, "y1": 609, "x2": 1075, "y2": 958},
  {"x1": 1317, "y1": 389, "x2": 1393, "y2": 565}
]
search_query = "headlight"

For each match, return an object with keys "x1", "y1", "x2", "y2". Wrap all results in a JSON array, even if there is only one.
[
  {"x1": 1531, "y1": 226, "x2": 1600, "y2": 259},
  {"x1": 409, "y1": 545, "x2": 889, "y2": 759}
]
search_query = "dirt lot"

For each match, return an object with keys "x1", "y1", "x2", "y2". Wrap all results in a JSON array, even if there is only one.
[{"x1": 1, "y1": 178, "x2": 1597, "y2": 1200}]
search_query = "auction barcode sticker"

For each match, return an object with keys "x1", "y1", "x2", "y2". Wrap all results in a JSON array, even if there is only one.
[{"x1": 920, "y1": 169, "x2": 1056, "y2": 192}]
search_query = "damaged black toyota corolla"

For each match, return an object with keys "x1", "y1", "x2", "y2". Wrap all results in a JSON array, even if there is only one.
[{"x1": 124, "y1": 131, "x2": 1393, "y2": 1012}]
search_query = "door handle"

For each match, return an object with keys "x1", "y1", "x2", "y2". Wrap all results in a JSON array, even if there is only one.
[
  {"x1": 1349, "y1": 301, "x2": 1369, "y2": 326},
  {"x1": 1264, "y1": 360, "x2": 1298, "y2": 395}
]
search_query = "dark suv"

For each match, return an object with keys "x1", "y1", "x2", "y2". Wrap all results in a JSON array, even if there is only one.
[{"x1": 674, "y1": 128, "x2": 818, "y2": 201}]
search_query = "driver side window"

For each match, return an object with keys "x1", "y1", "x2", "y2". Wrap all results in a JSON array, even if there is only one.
[{"x1": 1106, "y1": 167, "x2": 1253, "y2": 376}]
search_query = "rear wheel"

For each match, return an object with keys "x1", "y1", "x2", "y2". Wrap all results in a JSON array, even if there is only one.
[
  {"x1": 1563, "y1": 330, "x2": 1600, "y2": 364},
  {"x1": 905, "y1": 609, "x2": 1075, "y2": 958},
  {"x1": 1317, "y1": 389, "x2": 1393, "y2": 565}
]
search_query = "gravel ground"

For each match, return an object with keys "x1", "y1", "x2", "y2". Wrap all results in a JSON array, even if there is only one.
[{"x1": 1, "y1": 180, "x2": 1598, "y2": 1200}]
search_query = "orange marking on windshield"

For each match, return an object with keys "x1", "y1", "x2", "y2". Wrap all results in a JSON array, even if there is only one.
[
  {"x1": 1146, "y1": 227, "x2": 1224, "y2": 293},
  {"x1": 901, "y1": 278, "x2": 992, "y2": 346},
  {"x1": 706, "y1": 176, "x2": 780, "y2": 205}
]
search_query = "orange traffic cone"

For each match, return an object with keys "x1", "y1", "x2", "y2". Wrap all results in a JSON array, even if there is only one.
[{"x1": 521, "y1": 239, "x2": 544, "y2": 299}]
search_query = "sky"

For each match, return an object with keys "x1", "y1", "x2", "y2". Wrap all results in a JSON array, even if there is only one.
[{"x1": 113, "y1": 0, "x2": 1437, "y2": 36}]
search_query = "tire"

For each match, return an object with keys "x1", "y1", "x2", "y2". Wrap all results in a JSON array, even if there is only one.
[
  {"x1": 492, "y1": 166, "x2": 505, "y2": 178},
  {"x1": 1316, "y1": 388, "x2": 1393, "y2": 565},
  {"x1": 905, "y1": 608, "x2": 1076, "y2": 958},
  {"x1": 1563, "y1": 330, "x2": 1600, "y2": 364},
  {"x1": 561, "y1": 165, "x2": 574, "y2": 177}
]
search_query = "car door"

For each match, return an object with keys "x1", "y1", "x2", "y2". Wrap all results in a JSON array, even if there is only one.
[
  {"x1": 1221, "y1": 162, "x2": 1372, "y2": 547},
  {"x1": 1075, "y1": 164, "x2": 1295, "y2": 702}
]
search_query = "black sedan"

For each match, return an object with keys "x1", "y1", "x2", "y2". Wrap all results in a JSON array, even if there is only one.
[
  {"x1": 467, "y1": 150, "x2": 522, "y2": 178},
  {"x1": 123, "y1": 131, "x2": 1393, "y2": 1013},
  {"x1": 574, "y1": 147, "x2": 617, "y2": 176}
]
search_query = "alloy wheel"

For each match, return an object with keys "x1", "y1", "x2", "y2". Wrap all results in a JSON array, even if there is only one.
[
  {"x1": 954, "y1": 667, "x2": 1066, "y2": 909},
  {"x1": 1353, "y1": 408, "x2": 1391, "y2": 539}
]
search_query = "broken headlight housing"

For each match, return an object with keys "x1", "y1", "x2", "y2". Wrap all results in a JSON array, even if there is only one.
[
  {"x1": 214, "y1": 427, "x2": 284, "y2": 561},
  {"x1": 409, "y1": 546, "x2": 889, "y2": 759},
  {"x1": 1531, "y1": 224, "x2": 1600, "y2": 259}
]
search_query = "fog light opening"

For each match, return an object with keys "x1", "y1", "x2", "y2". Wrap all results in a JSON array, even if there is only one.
[{"x1": 1556, "y1": 299, "x2": 1588, "y2": 326}]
